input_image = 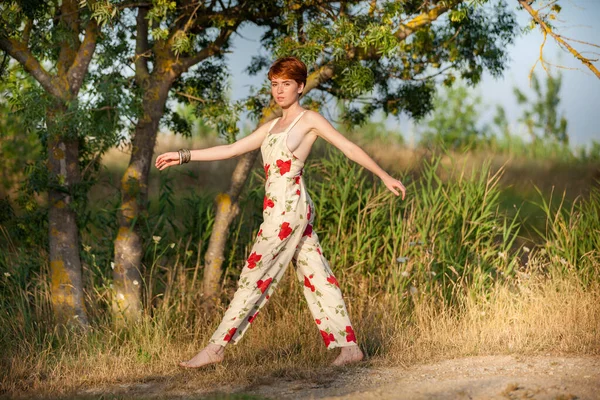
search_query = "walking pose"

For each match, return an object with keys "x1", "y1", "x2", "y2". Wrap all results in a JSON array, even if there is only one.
[{"x1": 155, "y1": 56, "x2": 406, "y2": 368}]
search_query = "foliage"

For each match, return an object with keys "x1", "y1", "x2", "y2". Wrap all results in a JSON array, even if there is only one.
[
  {"x1": 246, "y1": 0, "x2": 518, "y2": 129},
  {"x1": 419, "y1": 83, "x2": 485, "y2": 150},
  {"x1": 514, "y1": 70, "x2": 568, "y2": 144},
  {"x1": 172, "y1": 59, "x2": 242, "y2": 143}
]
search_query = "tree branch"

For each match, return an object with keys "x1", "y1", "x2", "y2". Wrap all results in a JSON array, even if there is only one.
[
  {"x1": 67, "y1": 19, "x2": 99, "y2": 95},
  {"x1": 518, "y1": 0, "x2": 600, "y2": 79},
  {"x1": 304, "y1": 64, "x2": 335, "y2": 94},
  {"x1": 134, "y1": 6, "x2": 151, "y2": 84},
  {"x1": 395, "y1": 0, "x2": 463, "y2": 41},
  {"x1": 0, "y1": 37, "x2": 63, "y2": 99},
  {"x1": 178, "y1": 25, "x2": 237, "y2": 70}
]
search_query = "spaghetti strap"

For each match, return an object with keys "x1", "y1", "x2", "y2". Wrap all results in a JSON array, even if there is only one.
[
  {"x1": 268, "y1": 118, "x2": 280, "y2": 133},
  {"x1": 284, "y1": 110, "x2": 307, "y2": 135}
]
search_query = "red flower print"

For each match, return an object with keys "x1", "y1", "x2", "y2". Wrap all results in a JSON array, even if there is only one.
[
  {"x1": 276, "y1": 159, "x2": 292, "y2": 175},
  {"x1": 257, "y1": 228, "x2": 263, "y2": 237},
  {"x1": 263, "y1": 196, "x2": 274, "y2": 210},
  {"x1": 303, "y1": 224, "x2": 313, "y2": 238},
  {"x1": 294, "y1": 176, "x2": 300, "y2": 185},
  {"x1": 278, "y1": 222, "x2": 292, "y2": 240},
  {"x1": 317, "y1": 247, "x2": 322, "y2": 255},
  {"x1": 257, "y1": 277, "x2": 272, "y2": 293},
  {"x1": 224, "y1": 327, "x2": 237, "y2": 342},
  {"x1": 296, "y1": 189, "x2": 301, "y2": 196},
  {"x1": 326, "y1": 275, "x2": 339, "y2": 287},
  {"x1": 315, "y1": 318, "x2": 321, "y2": 325},
  {"x1": 307, "y1": 204, "x2": 311, "y2": 220},
  {"x1": 320, "y1": 330, "x2": 335, "y2": 347},
  {"x1": 304, "y1": 275, "x2": 316, "y2": 292},
  {"x1": 264, "y1": 164, "x2": 270, "y2": 179},
  {"x1": 346, "y1": 326, "x2": 357, "y2": 343},
  {"x1": 247, "y1": 252, "x2": 262, "y2": 269},
  {"x1": 248, "y1": 312, "x2": 259, "y2": 323}
]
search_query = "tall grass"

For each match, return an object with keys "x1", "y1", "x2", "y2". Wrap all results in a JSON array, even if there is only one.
[{"x1": 0, "y1": 150, "x2": 598, "y2": 397}]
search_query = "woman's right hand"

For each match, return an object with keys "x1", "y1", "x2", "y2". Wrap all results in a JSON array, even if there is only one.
[{"x1": 155, "y1": 152, "x2": 180, "y2": 171}]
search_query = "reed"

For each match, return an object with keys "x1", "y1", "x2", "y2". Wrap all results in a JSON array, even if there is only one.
[{"x1": 0, "y1": 150, "x2": 598, "y2": 398}]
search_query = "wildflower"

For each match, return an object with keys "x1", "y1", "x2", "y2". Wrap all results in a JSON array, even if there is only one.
[
  {"x1": 117, "y1": 293, "x2": 125, "y2": 300},
  {"x1": 3, "y1": 272, "x2": 10, "y2": 277},
  {"x1": 186, "y1": 250, "x2": 193, "y2": 257},
  {"x1": 523, "y1": 246, "x2": 530, "y2": 252},
  {"x1": 169, "y1": 243, "x2": 175, "y2": 249},
  {"x1": 152, "y1": 236, "x2": 161, "y2": 243},
  {"x1": 430, "y1": 271, "x2": 436, "y2": 276},
  {"x1": 133, "y1": 280, "x2": 139, "y2": 286},
  {"x1": 560, "y1": 257, "x2": 568, "y2": 265},
  {"x1": 83, "y1": 244, "x2": 92, "y2": 252},
  {"x1": 401, "y1": 271, "x2": 410, "y2": 277},
  {"x1": 110, "y1": 262, "x2": 115, "y2": 270},
  {"x1": 498, "y1": 251, "x2": 507, "y2": 260},
  {"x1": 396, "y1": 256, "x2": 409, "y2": 263}
]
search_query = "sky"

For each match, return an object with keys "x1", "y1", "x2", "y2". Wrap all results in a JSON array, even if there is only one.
[{"x1": 224, "y1": 0, "x2": 600, "y2": 148}]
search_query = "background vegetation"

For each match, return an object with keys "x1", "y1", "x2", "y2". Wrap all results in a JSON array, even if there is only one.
[{"x1": 0, "y1": 0, "x2": 599, "y2": 398}]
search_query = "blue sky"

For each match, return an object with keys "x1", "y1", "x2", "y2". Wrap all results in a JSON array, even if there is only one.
[{"x1": 225, "y1": 1, "x2": 600, "y2": 148}]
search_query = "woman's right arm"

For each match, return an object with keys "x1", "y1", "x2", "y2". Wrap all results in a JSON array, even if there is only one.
[{"x1": 155, "y1": 122, "x2": 270, "y2": 171}]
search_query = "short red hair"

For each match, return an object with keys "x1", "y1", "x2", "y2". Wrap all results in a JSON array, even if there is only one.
[{"x1": 268, "y1": 56, "x2": 307, "y2": 90}]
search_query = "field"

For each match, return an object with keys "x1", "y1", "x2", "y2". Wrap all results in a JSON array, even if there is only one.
[{"x1": 1, "y1": 134, "x2": 599, "y2": 399}]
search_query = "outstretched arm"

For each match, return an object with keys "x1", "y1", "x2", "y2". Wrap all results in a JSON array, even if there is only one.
[
  {"x1": 308, "y1": 111, "x2": 406, "y2": 199},
  {"x1": 155, "y1": 122, "x2": 271, "y2": 171}
]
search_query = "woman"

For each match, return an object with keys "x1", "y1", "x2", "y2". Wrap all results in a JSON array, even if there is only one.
[{"x1": 155, "y1": 56, "x2": 406, "y2": 368}]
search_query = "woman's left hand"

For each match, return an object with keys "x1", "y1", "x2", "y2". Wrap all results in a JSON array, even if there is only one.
[{"x1": 382, "y1": 175, "x2": 406, "y2": 199}]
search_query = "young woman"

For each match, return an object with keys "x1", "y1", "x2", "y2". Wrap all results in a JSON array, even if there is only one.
[{"x1": 155, "y1": 56, "x2": 406, "y2": 368}]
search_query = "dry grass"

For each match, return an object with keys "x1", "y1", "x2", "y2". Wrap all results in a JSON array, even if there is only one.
[
  {"x1": 2, "y1": 138, "x2": 599, "y2": 398},
  {"x1": 2, "y1": 260, "x2": 598, "y2": 398}
]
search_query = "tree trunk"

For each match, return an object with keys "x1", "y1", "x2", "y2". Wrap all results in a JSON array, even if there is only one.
[
  {"x1": 47, "y1": 103, "x2": 89, "y2": 327},
  {"x1": 112, "y1": 74, "x2": 175, "y2": 325},
  {"x1": 200, "y1": 106, "x2": 283, "y2": 306},
  {"x1": 201, "y1": 150, "x2": 260, "y2": 306}
]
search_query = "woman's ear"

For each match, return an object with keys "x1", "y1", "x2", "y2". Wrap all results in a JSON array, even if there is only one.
[{"x1": 298, "y1": 82, "x2": 305, "y2": 95}]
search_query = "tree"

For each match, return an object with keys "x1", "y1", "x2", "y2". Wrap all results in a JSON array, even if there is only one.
[
  {"x1": 0, "y1": 0, "x2": 115, "y2": 326},
  {"x1": 419, "y1": 84, "x2": 485, "y2": 150},
  {"x1": 514, "y1": 70, "x2": 568, "y2": 144},
  {"x1": 109, "y1": 1, "x2": 337, "y2": 324},
  {"x1": 196, "y1": 0, "x2": 518, "y2": 304}
]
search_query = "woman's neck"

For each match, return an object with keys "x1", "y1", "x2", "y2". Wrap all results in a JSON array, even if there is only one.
[{"x1": 280, "y1": 102, "x2": 303, "y2": 120}]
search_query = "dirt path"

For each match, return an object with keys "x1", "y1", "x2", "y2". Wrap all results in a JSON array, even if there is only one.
[
  {"x1": 246, "y1": 355, "x2": 600, "y2": 399},
  {"x1": 74, "y1": 355, "x2": 599, "y2": 400}
]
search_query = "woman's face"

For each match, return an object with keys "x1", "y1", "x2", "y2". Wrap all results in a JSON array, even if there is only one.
[{"x1": 270, "y1": 77, "x2": 304, "y2": 108}]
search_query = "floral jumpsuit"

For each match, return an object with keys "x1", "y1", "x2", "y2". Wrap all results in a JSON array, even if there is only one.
[{"x1": 209, "y1": 111, "x2": 357, "y2": 349}]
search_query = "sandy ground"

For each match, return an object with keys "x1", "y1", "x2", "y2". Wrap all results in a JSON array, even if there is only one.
[{"x1": 67, "y1": 355, "x2": 600, "y2": 400}]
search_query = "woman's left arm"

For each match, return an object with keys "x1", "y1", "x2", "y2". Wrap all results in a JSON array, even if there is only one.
[{"x1": 308, "y1": 111, "x2": 406, "y2": 199}]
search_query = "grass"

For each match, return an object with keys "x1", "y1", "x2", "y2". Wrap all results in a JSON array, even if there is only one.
[{"x1": 0, "y1": 139, "x2": 599, "y2": 398}]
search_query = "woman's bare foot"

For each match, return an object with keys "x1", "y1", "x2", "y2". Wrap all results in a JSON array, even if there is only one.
[
  {"x1": 331, "y1": 345, "x2": 364, "y2": 366},
  {"x1": 179, "y1": 343, "x2": 225, "y2": 369}
]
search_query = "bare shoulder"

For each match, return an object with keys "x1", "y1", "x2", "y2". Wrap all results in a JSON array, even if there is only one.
[
  {"x1": 303, "y1": 110, "x2": 334, "y2": 133},
  {"x1": 304, "y1": 109, "x2": 327, "y2": 124}
]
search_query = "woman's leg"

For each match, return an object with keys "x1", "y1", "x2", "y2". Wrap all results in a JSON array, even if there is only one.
[
  {"x1": 180, "y1": 219, "x2": 305, "y2": 368},
  {"x1": 292, "y1": 229, "x2": 363, "y2": 365}
]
